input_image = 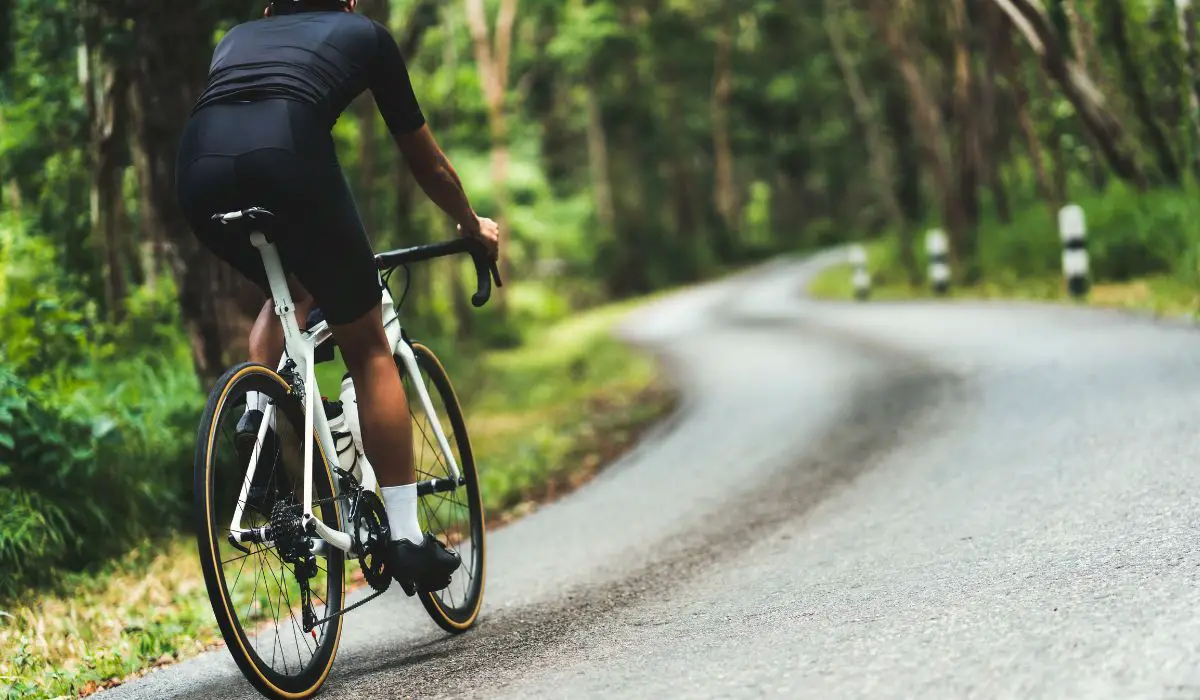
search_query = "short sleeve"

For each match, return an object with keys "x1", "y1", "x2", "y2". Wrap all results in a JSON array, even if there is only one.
[{"x1": 368, "y1": 21, "x2": 427, "y2": 136}]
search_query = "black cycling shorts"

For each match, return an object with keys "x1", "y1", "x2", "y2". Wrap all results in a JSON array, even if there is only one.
[{"x1": 176, "y1": 98, "x2": 381, "y2": 326}]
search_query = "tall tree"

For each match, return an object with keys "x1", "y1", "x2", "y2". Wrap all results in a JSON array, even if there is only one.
[
  {"x1": 121, "y1": 0, "x2": 261, "y2": 383},
  {"x1": 977, "y1": 1, "x2": 1012, "y2": 223},
  {"x1": 988, "y1": 0, "x2": 1148, "y2": 190},
  {"x1": 1178, "y1": 0, "x2": 1200, "y2": 177},
  {"x1": 869, "y1": 0, "x2": 968, "y2": 270},
  {"x1": 1098, "y1": 0, "x2": 1180, "y2": 185},
  {"x1": 949, "y1": 0, "x2": 982, "y2": 274},
  {"x1": 711, "y1": 4, "x2": 738, "y2": 235},
  {"x1": 464, "y1": 0, "x2": 519, "y2": 311},
  {"x1": 81, "y1": 3, "x2": 130, "y2": 320},
  {"x1": 823, "y1": 0, "x2": 916, "y2": 278}
]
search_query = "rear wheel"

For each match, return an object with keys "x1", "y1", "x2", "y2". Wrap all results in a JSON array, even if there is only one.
[
  {"x1": 400, "y1": 343, "x2": 486, "y2": 633},
  {"x1": 194, "y1": 363, "x2": 345, "y2": 700}
]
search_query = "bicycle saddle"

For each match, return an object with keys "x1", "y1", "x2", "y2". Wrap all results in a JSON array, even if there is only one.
[{"x1": 210, "y1": 206, "x2": 278, "y2": 237}]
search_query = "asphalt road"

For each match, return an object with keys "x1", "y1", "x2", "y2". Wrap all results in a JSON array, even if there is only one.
[{"x1": 103, "y1": 252, "x2": 1200, "y2": 699}]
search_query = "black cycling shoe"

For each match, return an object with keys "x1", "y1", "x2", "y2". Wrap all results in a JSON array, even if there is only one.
[
  {"x1": 235, "y1": 409, "x2": 279, "y2": 513},
  {"x1": 389, "y1": 534, "x2": 461, "y2": 596}
]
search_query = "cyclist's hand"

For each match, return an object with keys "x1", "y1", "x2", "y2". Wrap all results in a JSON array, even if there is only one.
[{"x1": 458, "y1": 216, "x2": 500, "y2": 261}]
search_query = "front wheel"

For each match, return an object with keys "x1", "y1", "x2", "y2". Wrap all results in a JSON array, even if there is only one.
[
  {"x1": 400, "y1": 343, "x2": 486, "y2": 633},
  {"x1": 194, "y1": 363, "x2": 345, "y2": 699}
]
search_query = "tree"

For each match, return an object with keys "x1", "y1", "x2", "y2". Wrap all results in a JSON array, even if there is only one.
[
  {"x1": 824, "y1": 0, "x2": 915, "y2": 278},
  {"x1": 988, "y1": 0, "x2": 1148, "y2": 190},
  {"x1": 869, "y1": 0, "x2": 969, "y2": 271},
  {"x1": 464, "y1": 0, "x2": 519, "y2": 311}
]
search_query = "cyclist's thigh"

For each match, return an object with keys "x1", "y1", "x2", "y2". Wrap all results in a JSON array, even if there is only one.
[
  {"x1": 175, "y1": 102, "x2": 304, "y2": 295},
  {"x1": 295, "y1": 172, "x2": 381, "y2": 325},
  {"x1": 260, "y1": 106, "x2": 381, "y2": 326},
  {"x1": 177, "y1": 153, "x2": 271, "y2": 295}
]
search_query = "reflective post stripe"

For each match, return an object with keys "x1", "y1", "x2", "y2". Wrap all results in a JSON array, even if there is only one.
[
  {"x1": 848, "y1": 244, "x2": 871, "y2": 301},
  {"x1": 1058, "y1": 204, "x2": 1090, "y2": 298},
  {"x1": 925, "y1": 228, "x2": 950, "y2": 296}
]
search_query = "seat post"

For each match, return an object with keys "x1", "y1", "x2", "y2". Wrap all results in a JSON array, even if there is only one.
[{"x1": 250, "y1": 232, "x2": 305, "y2": 355}]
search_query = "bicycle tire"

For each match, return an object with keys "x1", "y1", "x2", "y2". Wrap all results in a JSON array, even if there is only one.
[
  {"x1": 194, "y1": 362, "x2": 345, "y2": 700},
  {"x1": 401, "y1": 343, "x2": 486, "y2": 634}
]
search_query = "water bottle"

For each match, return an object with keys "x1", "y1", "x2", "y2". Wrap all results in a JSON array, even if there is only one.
[
  {"x1": 339, "y1": 373, "x2": 370, "y2": 482},
  {"x1": 323, "y1": 398, "x2": 360, "y2": 481},
  {"x1": 381, "y1": 287, "x2": 401, "y2": 350}
]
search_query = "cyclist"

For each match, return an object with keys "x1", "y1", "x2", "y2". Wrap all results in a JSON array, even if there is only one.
[{"x1": 175, "y1": 0, "x2": 500, "y2": 594}]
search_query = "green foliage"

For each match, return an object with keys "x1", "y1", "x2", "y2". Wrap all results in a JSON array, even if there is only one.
[
  {"x1": 0, "y1": 357, "x2": 197, "y2": 597},
  {"x1": 812, "y1": 184, "x2": 1200, "y2": 317},
  {"x1": 969, "y1": 183, "x2": 1200, "y2": 284},
  {"x1": 0, "y1": 222, "x2": 198, "y2": 597},
  {"x1": 0, "y1": 221, "x2": 102, "y2": 379}
]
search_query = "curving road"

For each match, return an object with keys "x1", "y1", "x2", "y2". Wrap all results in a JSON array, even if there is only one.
[{"x1": 104, "y1": 252, "x2": 1200, "y2": 699}]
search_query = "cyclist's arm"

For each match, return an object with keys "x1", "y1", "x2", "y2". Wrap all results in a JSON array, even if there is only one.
[
  {"x1": 394, "y1": 126, "x2": 478, "y2": 234},
  {"x1": 367, "y1": 22, "x2": 479, "y2": 235}
]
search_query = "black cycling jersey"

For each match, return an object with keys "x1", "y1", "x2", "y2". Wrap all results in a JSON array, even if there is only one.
[{"x1": 192, "y1": 11, "x2": 426, "y2": 137}]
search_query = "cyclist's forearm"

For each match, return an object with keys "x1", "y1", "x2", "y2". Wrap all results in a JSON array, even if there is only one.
[{"x1": 412, "y1": 154, "x2": 476, "y2": 228}]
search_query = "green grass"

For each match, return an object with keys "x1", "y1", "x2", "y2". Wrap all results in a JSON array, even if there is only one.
[
  {"x1": 809, "y1": 240, "x2": 1200, "y2": 318},
  {"x1": 0, "y1": 297, "x2": 676, "y2": 700}
]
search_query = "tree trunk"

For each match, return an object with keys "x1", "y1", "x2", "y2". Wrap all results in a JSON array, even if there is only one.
[
  {"x1": 989, "y1": 0, "x2": 1147, "y2": 190},
  {"x1": 978, "y1": 3, "x2": 1012, "y2": 223},
  {"x1": 464, "y1": 0, "x2": 518, "y2": 314},
  {"x1": 711, "y1": 10, "x2": 738, "y2": 235},
  {"x1": 1098, "y1": 0, "x2": 1180, "y2": 185},
  {"x1": 996, "y1": 16, "x2": 1058, "y2": 213},
  {"x1": 1179, "y1": 0, "x2": 1200, "y2": 179},
  {"x1": 83, "y1": 39, "x2": 132, "y2": 321},
  {"x1": 1063, "y1": 0, "x2": 1104, "y2": 85},
  {"x1": 870, "y1": 0, "x2": 967, "y2": 267},
  {"x1": 824, "y1": 0, "x2": 908, "y2": 236},
  {"x1": 1029, "y1": 66, "x2": 1069, "y2": 204},
  {"x1": 435, "y1": 2, "x2": 473, "y2": 339},
  {"x1": 584, "y1": 75, "x2": 616, "y2": 237},
  {"x1": 949, "y1": 0, "x2": 981, "y2": 277},
  {"x1": 123, "y1": 1, "x2": 262, "y2": 384}
]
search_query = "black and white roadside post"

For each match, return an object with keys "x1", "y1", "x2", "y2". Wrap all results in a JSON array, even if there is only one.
[
  {"x1": 849, "y1": 244, "x2": 871, "y2": 301},
  {"x1": 926, "y1": 228, "x2": 950, "y2": 296},
  {"x1": 1058, "y1": 203, "x2": 1090, "y2": 298}
]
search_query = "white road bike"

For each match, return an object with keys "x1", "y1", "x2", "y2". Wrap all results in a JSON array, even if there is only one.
[{"x1": 192, "y1": 207, "x2": 500, "y2": 700}]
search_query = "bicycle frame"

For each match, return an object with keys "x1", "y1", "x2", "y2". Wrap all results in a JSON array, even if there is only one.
[{"x1": 225, "y1": 227, "x2": 463, "y2": 560}]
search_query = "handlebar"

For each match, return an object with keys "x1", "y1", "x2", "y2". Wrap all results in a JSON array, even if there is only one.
[{"x1": 375, "y1": 237, "x2": 503, "y2": 308}]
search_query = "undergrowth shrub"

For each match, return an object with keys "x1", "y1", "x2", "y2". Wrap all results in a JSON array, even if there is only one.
[
  {"x1": 0, "y1": 228, "x2": 200, "y2": 598},
  {"x1": 875, "y1": 183, "x2": 1200, "y2": 287}
]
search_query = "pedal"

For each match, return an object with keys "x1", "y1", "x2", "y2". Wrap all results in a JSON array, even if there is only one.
[{"x1": 398, "y1": 579, "x2": 417, "y2": 597}]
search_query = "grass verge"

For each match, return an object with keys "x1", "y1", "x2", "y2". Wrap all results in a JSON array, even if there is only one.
[
  {"x1": 0, "y1": 297, "x2": 677, "y2": 700},
  {"x1": 808, "y1": 240, "x2": 1200, "y2": 318}
]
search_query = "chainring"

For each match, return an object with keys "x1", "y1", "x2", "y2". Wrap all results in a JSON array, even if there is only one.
[{"x1": 351, "y1": 490, "x2": 392, "y2": 592}]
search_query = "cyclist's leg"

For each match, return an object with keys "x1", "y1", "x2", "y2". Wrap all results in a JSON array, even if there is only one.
[
  {"x1": 249, "y1": 146, "x2": 416, "y2": 489},
  {"x1": 247, "y1": 274, "x2": 315, "y2": 366},
  {"x1": 286, "y1": 176, "x2": 429, "y2": 543},
  {"x1": 271, "y1": 118, "x2": 459, "y2": 586},
  {"x1": 176, "y1": 103, "x2": 316, "y2": 367}
]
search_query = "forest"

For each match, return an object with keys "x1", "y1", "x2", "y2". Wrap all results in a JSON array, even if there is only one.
[{"x1": 3, "y1": 0, "x2": 1200, "y2": 692}]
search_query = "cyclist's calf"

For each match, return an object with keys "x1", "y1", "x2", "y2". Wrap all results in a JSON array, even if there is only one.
[{"x1": 329, "y1": 305, "x2": 416, "y2": 489}]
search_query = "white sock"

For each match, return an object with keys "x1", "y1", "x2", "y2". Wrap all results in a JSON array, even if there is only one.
[
  {"x1": 246, "y1": 391, "x2": 268, "y2": 413},
  {"x1": 380, "y1": 484, "x2": 424, "y2": 544}
]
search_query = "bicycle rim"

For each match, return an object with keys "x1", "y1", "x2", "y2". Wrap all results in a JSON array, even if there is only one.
[
  {"x1": 402, "y1": 343, "x2": 486, "y2": 633},
  {"x1": 194, "y1": 363, "x2": 345, "y2": 699}
]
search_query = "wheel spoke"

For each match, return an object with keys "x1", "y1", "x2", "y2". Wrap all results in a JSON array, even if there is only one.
[{"x1": 199, "y1": 370, "x2": 344, "y2": 689}]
